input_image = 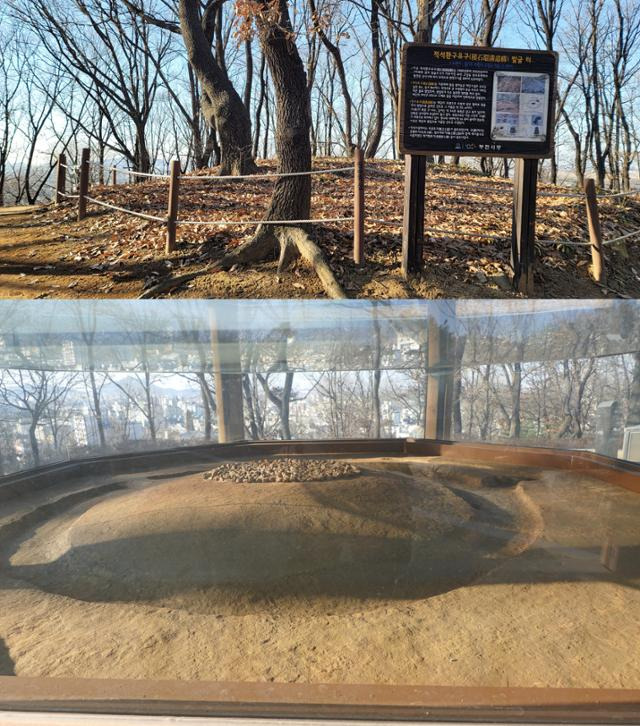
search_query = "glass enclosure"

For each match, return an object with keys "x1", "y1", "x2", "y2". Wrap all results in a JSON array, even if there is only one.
[
  {"x1": 0, "y1": 299, "x2": 639, "y2": 710},
  {"x1": 0, "y1": 299, "x2": 638, "y2": 473}
]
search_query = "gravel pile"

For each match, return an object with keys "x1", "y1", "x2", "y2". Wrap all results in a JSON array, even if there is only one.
[{"x1": 203, "y1": 458, "x2": 360, "y2": 483}]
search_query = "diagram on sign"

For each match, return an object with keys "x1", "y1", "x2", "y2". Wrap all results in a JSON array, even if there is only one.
[{"x1": 491, "y1": 72, "x2": 550, "y2": 142}]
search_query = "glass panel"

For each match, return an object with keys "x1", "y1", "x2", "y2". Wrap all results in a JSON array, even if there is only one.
[{"x1": 0, "y1": 299, "x2": 638, "y2": 707}]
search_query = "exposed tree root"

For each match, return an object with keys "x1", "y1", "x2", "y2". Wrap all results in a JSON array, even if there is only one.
[
  {"x1": 137, "y1": 270, "x2": 205, "y2": 299},
  {"x1": 215, "y1": 224, "x2": 347, "y2": 299}
]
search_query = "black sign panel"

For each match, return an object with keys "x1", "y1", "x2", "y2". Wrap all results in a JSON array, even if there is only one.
[{"x1": 399, "y1": 43, "x2": 558, "y2": 158}]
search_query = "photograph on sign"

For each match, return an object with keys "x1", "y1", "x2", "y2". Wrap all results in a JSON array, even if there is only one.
[{"x1": 491, "y1": 72, "x2": 550, "y2": 142}]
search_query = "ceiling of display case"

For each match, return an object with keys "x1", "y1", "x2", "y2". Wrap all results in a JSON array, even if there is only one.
[{"x1": 0, "y1": 299, "x2": 637, "y2": 373}]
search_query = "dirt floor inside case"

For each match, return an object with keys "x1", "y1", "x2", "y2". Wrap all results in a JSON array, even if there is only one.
[{"x1": 0, "y1": 455, "x2": 638, "y2": 687}]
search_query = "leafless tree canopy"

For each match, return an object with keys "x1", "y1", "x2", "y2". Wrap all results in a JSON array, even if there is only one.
[{"x1": 0, "y1": 0, "x2": 639, "y2": 208}]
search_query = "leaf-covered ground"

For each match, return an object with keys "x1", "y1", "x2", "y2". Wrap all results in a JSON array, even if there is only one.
[{"x1": 1, "y1": 159, "x2": 639, "y2": 299}]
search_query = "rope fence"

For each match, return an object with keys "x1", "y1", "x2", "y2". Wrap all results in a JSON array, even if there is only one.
[
  {"x1": 367, "y1": 220, "x2": 595, "y2": 247},
  {"x1": 84, "y1": 195, "x2": 165, "y2": 222},
  {"x1": 52, "y1": 147, "x2": 640, "y2": 283},
  {"x1": 176, "y1": 216, "x2": 355, "y2": 226},
  {"x1": 604, "y1": 228, "x2": 640, "y2": 245},
  {"x1": 94, "y1": 161, "x2": 354, "y2": 182},
  {"x1": 54, "y1": 147, "x2": 366, "y2": 260}
]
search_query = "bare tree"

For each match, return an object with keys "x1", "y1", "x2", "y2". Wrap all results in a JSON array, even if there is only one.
[
  {"x1": 0, "y1": 16, "x2": 21, "y2": 206},
  {"x1": 0, "y1": 369, "x2": 77, "y2": 466},
  {"x1": 214, "y1": 0, "x2": 346, "y2": 299},
  {"x1": 126, "y1": 0, "x2": 257, "y2": 175},
  {"x1": 106, "y1": 368, "x2": 158, "y2": 442},
  {"x1": 16, "y1": 0, "x2": 170, "y2": 174}
]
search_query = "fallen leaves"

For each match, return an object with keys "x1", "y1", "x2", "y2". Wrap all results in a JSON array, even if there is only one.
[{"x1": 5, "y1": 159, "x2": 640, "y2": 299}]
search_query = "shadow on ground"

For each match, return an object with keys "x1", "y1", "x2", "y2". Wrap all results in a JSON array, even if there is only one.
[{"x1": 0, "y1": 638, "x2": 15, "y2": 675}]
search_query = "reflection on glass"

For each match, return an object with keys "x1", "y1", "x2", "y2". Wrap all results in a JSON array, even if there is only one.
[{"x1": 0, "y1": 299, "x2": 639, "y2": 470}]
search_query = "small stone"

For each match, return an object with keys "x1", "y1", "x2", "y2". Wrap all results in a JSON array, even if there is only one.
[{"x1": 203, "y1": 458, "x2": 360, "y2": 484}]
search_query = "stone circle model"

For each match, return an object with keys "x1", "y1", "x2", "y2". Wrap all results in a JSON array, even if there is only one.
[{"x1": 203, "y1": 458, "x2": 360, "y2": 483}]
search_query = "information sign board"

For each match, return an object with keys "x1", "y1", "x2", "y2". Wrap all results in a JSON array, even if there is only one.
[{"x1": 399, "y1": 44, "x2": 558, "y2": 158}]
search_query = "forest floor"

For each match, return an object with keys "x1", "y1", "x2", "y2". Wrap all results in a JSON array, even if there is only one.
[
  {"x1": 0, "y1": 456, "x2": 639, "y2": 686},
  {"x1": 1, "y1": 159, "x2": 640, "y2": 299}
]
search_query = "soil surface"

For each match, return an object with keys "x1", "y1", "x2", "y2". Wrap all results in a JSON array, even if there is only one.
[
  {"x1": 1, "y1": 160, "x2": 639, "y2": 299},
  {"x1": 0, "y1": 455, "x2": 638, "y2": 688}
]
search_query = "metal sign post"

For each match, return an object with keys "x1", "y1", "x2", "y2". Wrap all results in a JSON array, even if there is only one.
[{"x1": 398, "y1": 43, "x2": 558, "y2": 292}]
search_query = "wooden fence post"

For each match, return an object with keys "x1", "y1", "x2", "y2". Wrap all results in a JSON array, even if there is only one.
[
  {"x1": 353, "y1": 146, "x2": 364, "y2": 265},
  {"x1": 583, "y1": 177, "x2": 606, "y2": 284},
  {"x1": 511, "y1": 158, "x2": 538, "y2": 295},
  {"x1": 77, "y1": 147, "x2": 90, "y2": 221},
  {"x1": 401, "y1": 154, "x2": 426, "y2": 278},
  {"x1": 166, "y1": 159, "x2": 181, "y2": 254},
  {"x1": 111, "y1": 168, "x2": 117, "y2": 186},
  {"x1": 55, "y1": 153, "x2": 66, "y2": 205}
]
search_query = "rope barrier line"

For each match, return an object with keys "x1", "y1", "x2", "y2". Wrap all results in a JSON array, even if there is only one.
[
  {"x1": 74, "y1": 190, "x2": 640, "y2": 249},
  {"x1": 365, "y1": 218, "x2": 630, "y2": 248},
  {"x1": 94, "y1": 163, "x2": 171, "y2": 180},
  {"x1": 366, "y1": 218, "x2": 402, "y2": 225},
  {"x1": 84, "y1": 195, "x2": 166, "y2": 222},
  {"x1": 92, "y1": 161, "x2": 354, "y2": 182},
  {"x1": 599, "y1": 188, "x2": 640, "y2": 200},
  {"x1": 428, "y1": 177, "x2": 513, "y2": 195},
  {"x1": 367, "y1": 219, "x2": 512, "y2": 241},
  {"x1": 181, "y1": 166, "x2": 354, "y2": 181},
  {"x1": 361, "y1": 168, "x2": 590, "y2": 201},
  {"x1": 58, "y1": 153, "x2": 640, "y2": 259},
  {"x1": 108, "y1": 165, "x2": 169, "y2": 179},
  {"x1": 426, "y1": 227, "x2": 510, "y2": 241},
  {"x1": 603, "y1": 228, "x2": 640, "y2": 245},
  {"x1": 537, "y1": 190, "x2": 584, "y2": 199},
  {"x1": 177, "y1": 216, "x2": 355, "y2": 226}
]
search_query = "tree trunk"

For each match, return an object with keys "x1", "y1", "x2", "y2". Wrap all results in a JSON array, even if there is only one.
[
  {"x1": 213, "y1": 0, "x2": 346, "y2": 299},
  {"x1": 550, "y1": 153, "x2": 558, "y2": 185},
  {"x1": 372, "y1": 315, "x2": 382, "y2": 437},
  {"x1": 134, "y1": 121, "x2": 151, "y2": 177},
  {"x1": 178, "y1": 0, "x2": 256, "y2": 175},
  {"x1": 29, "y1": 421, "x2": 40, "y2": 467},
  {"x1": 452, "y1": 336, "x2": 466, "y2": 436},
  {"x1": 89, "y1": 368, "x2": 106, "y2": 448},
  {"x1": 509, "y1": 362, "x2": 522, "y2": 439},
  {"x1": 308, "y1": 0, "x2": 353, "y2": 150},
  {"x1": 144, "y1": 370, "x2": 156, "y2": 441},
  {"x1": 627, "y1": 352, "x2": 640, "y2": 426},
  {"x1": 196, "y1": 372, "x2": 212, "y2": 439},
  {"x1": 244, "y1": 39, "x2": 253, "y2": 111},
  {"x1": 243, "y1": 374, "x2": 261, "y2": 440},
  {"x1": 365, "y1": 0, "x2": 384, "y2": 158},
  {"x1": 280, "y1": 371, "x2": 294, "y2": 440},
  {"x1": 253, "y1": 52, "x2": 266, "y2": 158},
  {"x1": 263, "y1": 87, "x2": 271, "y2": 159}
]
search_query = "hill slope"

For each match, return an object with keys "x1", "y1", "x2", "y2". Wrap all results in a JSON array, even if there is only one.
[{"x1": 1, "y1": 159, "x2": 639, "y2": 299}]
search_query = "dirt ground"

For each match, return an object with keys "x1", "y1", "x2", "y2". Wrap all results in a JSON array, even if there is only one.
[
  {"x1": 0, "y1": 455, "x2": 638, "y2": 688},
  {"x1": 1, "y1": 161, "x2": 639, "y2": 299}
]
